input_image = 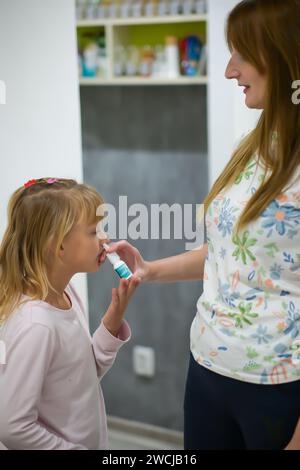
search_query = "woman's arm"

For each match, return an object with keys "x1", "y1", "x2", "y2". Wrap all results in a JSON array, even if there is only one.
[
  {"x1": 146, "y1": 245, "x2": 208, "y2": 283},
  {"x1": 105, "y1": 241, "x2": 208, "y2": 284}
]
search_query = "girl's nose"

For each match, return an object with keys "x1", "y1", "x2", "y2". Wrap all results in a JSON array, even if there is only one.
[{"x1": 99, "y1": 236, "x2": 110, "y2": 247}]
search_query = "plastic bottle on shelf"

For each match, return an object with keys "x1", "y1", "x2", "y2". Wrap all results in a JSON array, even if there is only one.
[
  {"x1": 131, "y1": 0, "x2": 143, "y2": 17},
  {"x1": 139, "y1": 46, "x2": 154, "y2": 77},
  {"x1": 152, "y1": 45, "x2": 167, "y2": 78},
  {"x1": 120, "y1": 0, "x2": 132, "y2": 17},
  {"x1": 165, "y1": 36, "x2": 180, "y2": 78},
  {"x1": 125, "y1": 45, "x2": 139, "y2": 76},
  {"x1": 97, "y1": 1, "x2": 108, "y2": 18},
  {"x1": 76, "y1": 0, "x2": 86, "y2": 20},
  {"x1": 170, "y1": 0, "x2": 180, "y2": 15},
  {"x1": 83, "y1": 42, "x2": 99, "y2": 77},
  {"x1": 179, "y1": 35, "x2": 201, "y2": 76},
  {"x1": 114, "y1": 45, "x2": 126, "y2": 76},
  {"x1": 144, "y1": 0, "x2": 158, "y2": 16},
  {"x1": 195, "y1": 0, "x2": 206, "y2": 13},
  {"x1": 182, "y1": 0, "x2": 194, "y2": 15},
  {"x1": 97, "y1": 35, "x2": 108, "y2": 79},
  {"x1": 108, "y1": 1, "x2": 119, "y2": 17},
  {"x1": 85, "y1": 0, "x2": 98, "y2": 19},
  {"x1": 157, "y1": 0, "x2": 169, "y2": 16}
]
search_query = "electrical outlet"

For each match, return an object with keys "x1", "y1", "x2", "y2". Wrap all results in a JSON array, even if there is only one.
[{"x1": 133, "y1": 346, "x2": 155, "y2": 378}]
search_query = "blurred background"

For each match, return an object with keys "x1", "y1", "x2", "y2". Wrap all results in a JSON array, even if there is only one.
[{"x1": 0, "y1": 0, "x2": 261, "y2": 449}]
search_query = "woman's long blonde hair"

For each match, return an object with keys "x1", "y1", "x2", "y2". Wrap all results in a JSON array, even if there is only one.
[
  {"x1": 0, "y1": 178, "x2": 104, "y2": 324},
  {"x1": 204, "y1": 0, "x2": 300, "y2": 232}
]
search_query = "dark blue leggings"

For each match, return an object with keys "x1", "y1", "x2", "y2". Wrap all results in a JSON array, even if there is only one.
[{"x1": 184, "y1": 353, "x2": 300, "y2": 450}]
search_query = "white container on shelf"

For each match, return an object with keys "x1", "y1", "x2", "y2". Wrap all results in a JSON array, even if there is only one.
[
  {"x1": 83, "y1": 43, "x2": 99, "y2": 76},
  {"x1": 120, "y1": 0, "x2": 132, "y2": 17},
  {"x1": 152, "y1": 45, "x2": 167, "y2": 78},
  {"x1": 170, "y1": 0, "x2": 180, "y2": 15},
  {"x1": 125, "y1": 45, "x2": 139, "y2": 76},
  {"x1": 97, "y1": 49, "x2": 108, "y2": 79},
  {"x1": 85, "y1": 1, "x2": 98, "y2": 19},
  {"x1": 96, "y1": 4, "x2": 107, "y2": 18},
  {"x1": 195, "y1": 0, "x2": 206, "y2": 14},
  {"x1": 165, "y1": 36, "x2": 180, "y2": 79},
  {"x1": 108, "y1": 2, "x2": 119, "y2": 18},
  {"x1": 157, "y1": 0, "x2": 169, "y2": 16},
  {"x1": 114, "y1": 45, "x2": 126, "y2": 76},
  {"x1": 76, "y1": 0, "x2": 86, "y2": 20},
  {"x1": 144, "y1": 0, "x2": 157, "y2": 16},
  {"x1": 182, "y1": 0, "x2": 194, "y2": 15},
  {"x1": 139, "y1": 45, "x2": 154, "y2": 77},
  {"x1": 132, "y1": 0, "x2": 143, "y2": 17}
]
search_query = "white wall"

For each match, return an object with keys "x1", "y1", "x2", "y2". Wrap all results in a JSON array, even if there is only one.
[
  {"x1": 208, "y1": 0, "x2": 261, "y2": 186},
  {"x1": 0, "y1": 0, "x2": 87, "y2": 309}
]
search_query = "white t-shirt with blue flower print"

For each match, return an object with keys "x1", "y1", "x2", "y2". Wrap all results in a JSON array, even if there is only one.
[{"x1": 191, "y1": 157, "x2": 300, "y2": 384}]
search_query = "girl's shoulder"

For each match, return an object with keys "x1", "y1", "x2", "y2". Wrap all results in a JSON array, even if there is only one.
[{"x1": 10, "y1": 298, "x2": 59, "y2": 332}]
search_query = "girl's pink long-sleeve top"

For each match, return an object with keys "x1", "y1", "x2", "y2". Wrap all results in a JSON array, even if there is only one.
[{"x1": 0, "y1": 283, "x2": 131, "y2": 450}]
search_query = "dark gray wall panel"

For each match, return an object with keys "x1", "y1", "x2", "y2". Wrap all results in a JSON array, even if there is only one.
[{"x1": 80, "y1": 86, "x2": 208, "y2": 430}]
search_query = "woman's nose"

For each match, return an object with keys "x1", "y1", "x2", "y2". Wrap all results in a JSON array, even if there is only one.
[{"x1": 225, "y1": 60, "x2": 240, "y2": 80}]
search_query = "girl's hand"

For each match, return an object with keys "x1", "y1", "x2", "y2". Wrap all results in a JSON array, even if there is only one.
[
  {"x1": 105, "y1": 240, "x2": 150, "y2": 282},
  {"x1": 102, "y1": 275, "x2": 140, "y2": 337}
]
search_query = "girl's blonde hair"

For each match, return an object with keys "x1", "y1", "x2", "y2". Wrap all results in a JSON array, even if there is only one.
[
  {"x1": 204, "y1": 0, "x2": 300, "y2": 232},
  {"x1": 0, "y1": 178, "x2": 104, "y2": 324}
]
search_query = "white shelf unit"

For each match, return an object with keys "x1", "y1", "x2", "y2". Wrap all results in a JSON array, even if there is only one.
[{"x1": 77, "y1": 14, "x2": 208, "y2": 86}]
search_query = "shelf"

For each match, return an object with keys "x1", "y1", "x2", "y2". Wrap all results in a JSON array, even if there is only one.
[
  {"x1": 77, "y1": 14, "x2": 207, "y2": 27},
  {"x1": 77, "y1": 13, "x2": 208, "y2": 87},
  {"x1": 79, "y1": 76, "x2": 208, "y2": 86}
]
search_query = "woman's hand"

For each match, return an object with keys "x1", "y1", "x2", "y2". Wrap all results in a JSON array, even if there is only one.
[
  {"x1": 105, "y1": 240, "x2": 151, "y2": 282},
  {"x1": 102, "y1": 275, "x2": 140, "y2": 337}
]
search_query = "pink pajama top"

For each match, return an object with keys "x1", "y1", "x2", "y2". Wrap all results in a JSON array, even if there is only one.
[{"x1": 0, "y1": 283, "x2": 131, "y2": 449}]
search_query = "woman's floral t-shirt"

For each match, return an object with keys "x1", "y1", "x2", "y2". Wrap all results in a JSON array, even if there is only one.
[{"x1": 191, "y1": 157, "x2": 300, "y2": 384}]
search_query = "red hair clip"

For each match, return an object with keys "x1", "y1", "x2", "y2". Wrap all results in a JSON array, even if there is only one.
[
  {"x1": 24, "y1": 178, "x2": 59, "y2": 188},
  {"x1": 24, "y1": 179, "x2": 37, "y2": 188}
]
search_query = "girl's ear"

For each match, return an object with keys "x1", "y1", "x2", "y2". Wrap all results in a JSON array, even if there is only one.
[
  {"x1": 47, "y1": 236, "x2": 64, "y2": 259},
  {"x1": 58, "y1": 244, "x2": 65, "y2": 259}
]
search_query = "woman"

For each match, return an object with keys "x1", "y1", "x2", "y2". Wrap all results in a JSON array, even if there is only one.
[{"x1": 107, "y1": 0, "x2": 300, "y2": 449}]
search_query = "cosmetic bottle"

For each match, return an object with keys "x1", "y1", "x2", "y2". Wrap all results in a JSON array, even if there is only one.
[
  {"x1": 103, "y1": 243, "x2": 133, "y2": 279},
  {"x1": 165, "y1": 36, "x2": 180, "y2": 78}
]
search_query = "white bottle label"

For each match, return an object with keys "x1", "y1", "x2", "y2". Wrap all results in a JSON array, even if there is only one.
[{"x1": 115, "y1": 263, "x2": 133, "y2": 280}]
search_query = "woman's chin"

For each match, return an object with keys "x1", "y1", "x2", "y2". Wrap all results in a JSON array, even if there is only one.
[{"x1": 245, "y1": 97, "x2": 264, "y2": 110}]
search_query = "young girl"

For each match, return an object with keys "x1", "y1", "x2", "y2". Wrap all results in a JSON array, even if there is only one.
[
  {"x1": 0, "y1": 178, "x2": 140, "y2": 450},
  {"x1": 105, "y1": 0, "x2": 300, "y2": 450}
]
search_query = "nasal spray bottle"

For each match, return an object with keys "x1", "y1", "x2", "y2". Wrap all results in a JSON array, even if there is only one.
[{"x1": 103, "y1": 243, "x2": 133, "y2": 280}]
